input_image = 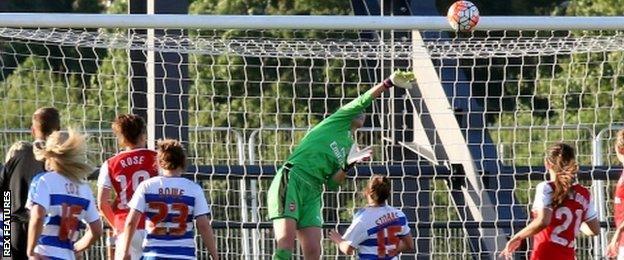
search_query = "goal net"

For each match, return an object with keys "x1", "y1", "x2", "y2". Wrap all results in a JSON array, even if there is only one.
[{"x1": 1, "y1": 15, "x2": 623, "y2": 259}]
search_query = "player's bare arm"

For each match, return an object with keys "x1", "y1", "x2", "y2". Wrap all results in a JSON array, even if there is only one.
[
  {"x1": 27, "y1": 204, "x2": 46, "y2": 258},
  {"x1": 73, "y1": 220, "x2": 103, "y2": 253},
  {"x1": 328, "y1": 229, "x2": 355, "y2": 255},
  {"x1": 331, "y1": 145, "x2": 373, "y2": 186},
  {"x1": 196, "y1": 215, "x2": 219, "y2": 260},
  {"x1": 608, "y1": 223, "x2": 624, "y2": 257},
  {"x1": 392, "y1": 234, "x2": 415, "y2": 256},
  {"x1": 580, "y1": 219, "x2": 600, "y2": 236},
  {"x1": 120, "y1": 209, "x2": 141, "y2": 260},
  {"x1": 97, "y1": 187, "x2": 117, "y2": 233},
  {"x1": 501, "y1": 207, "x2": 552, "y2": 258}
]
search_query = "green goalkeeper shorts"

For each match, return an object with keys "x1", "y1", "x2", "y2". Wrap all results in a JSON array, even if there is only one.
[{"x1": 267, "y1": 163, "x2": 323, "y2": 229}]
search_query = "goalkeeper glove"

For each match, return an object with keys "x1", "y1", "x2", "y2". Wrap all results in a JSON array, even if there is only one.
[
  {"x1": 383, "y1": 70, "x2": 416, "y2": 89},
  {"x1": 342, "y1": 144, "x2": 373, "y2": 172}
]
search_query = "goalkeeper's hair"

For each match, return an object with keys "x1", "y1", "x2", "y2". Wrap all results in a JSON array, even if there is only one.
[
  {"x1": 112, "y1": 114, "x2": 146, "y2": 148},
  {"x1": 156, "y1": 139, "x2": 187, "y2": 171},
  {"x1": 366, "y1": 175, "x2": 391, "y2": 204},
  {"x1": 34, "y1": 129, "x2": 93, "y2": 183}
]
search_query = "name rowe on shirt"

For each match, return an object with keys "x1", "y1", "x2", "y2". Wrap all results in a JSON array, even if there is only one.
[{"x1": 158, "y1": 187, "x2": 185, "y2": 198}]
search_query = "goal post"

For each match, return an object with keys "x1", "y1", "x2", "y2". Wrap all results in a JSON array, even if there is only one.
[
  {"x1": 1, "y1": 14, "x2": 624, "y2": 259},
  {"x1": 410, "y1": 30, "x2": 506, "y2": 256}
]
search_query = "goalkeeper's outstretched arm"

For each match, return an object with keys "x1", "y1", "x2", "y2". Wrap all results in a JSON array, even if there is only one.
[
  {"x1": 327, "y1": 71, "x2": 415, "y2": 189},
  {"x1": 332, "y1": 70, "x2": 416, "y2": 121}
]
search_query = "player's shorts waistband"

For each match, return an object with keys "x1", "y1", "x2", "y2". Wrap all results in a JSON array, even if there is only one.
[
  {"x1": 280, "y1": 162, "x2": 323, "y2": 191},
  {"x1": 283, "y1": 162, "x2": 294, "y2": 171}
]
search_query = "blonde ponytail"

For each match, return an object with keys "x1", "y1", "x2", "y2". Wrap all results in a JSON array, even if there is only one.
[{"x1": 34, "y1": 129, "x2": 93, "y2": 182}]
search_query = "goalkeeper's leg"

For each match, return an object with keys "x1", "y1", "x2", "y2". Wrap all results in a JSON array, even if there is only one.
[
  {"x1": 297, "y1": 227, "x2": 321, "y2": 259},
  {"x1": 268, "y1": 166, "x2": 301, "y2": 259},
  {"x1": 295, "y1": 191, "x2": 323, "y2": 260},
  {"x1": 273, "y1": 218, "x2": 296, "y2": 260}
]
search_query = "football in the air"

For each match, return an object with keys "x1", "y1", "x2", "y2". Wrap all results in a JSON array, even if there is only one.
[{"x1": 447, "y1": 0, "x2": 480, "y2": 32}]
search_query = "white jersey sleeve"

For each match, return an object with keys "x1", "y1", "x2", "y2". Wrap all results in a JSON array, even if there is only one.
[
  {"x1": 193, "y1": 183, "x2": 211, "y2": 217},
  {"x1": 128, "y1": 181, "x2": 147, "y2": 213},
  {"x1": 342, "y1": 212, "x2": 367, "y2": 247},
  {"x1": 96, "y1": 160, "x2": 111, "y2": 188},
  {"x1": 584, "y1": 195, "x2": 598, "y2": 221},
  {"x1": 83, "y1": 187, "x2": 100, "y2": 223},
  {"x1": 532, "y1": 182, "x2": 553, "y2": 211},
  {"x1": 397, "y1": 211, "x2": 411, "y2": 237},
  {"x1": 26, "y1": 175, "x2": 50, "y2": 210}
]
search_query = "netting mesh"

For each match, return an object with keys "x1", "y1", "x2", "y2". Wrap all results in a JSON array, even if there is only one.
[
  {"x1": 4, "y1": 28, "x2": 624, "y2": 58},
  {"x1": 1, "y1": 27, "x2": 623, "y2": 259}
]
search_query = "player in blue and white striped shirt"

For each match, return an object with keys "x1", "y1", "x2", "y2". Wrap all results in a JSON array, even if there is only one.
[
  {"x1": 26, "y1": 129, "x2": 103, "y2": 260},
  {"x1": 120, "y1": 139, "x2": 218, "y2": 260},
  {"x1": 329, "y1": 175, "x2": 414, "y2": 259}
]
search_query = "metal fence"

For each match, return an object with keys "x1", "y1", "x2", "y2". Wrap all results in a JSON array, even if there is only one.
[
  {"x1": 80, "y1": 224, "x2": 598, "y2": 259},
  {"x1": 2, "y1": 126, "x2": 621, "y2": 259}
]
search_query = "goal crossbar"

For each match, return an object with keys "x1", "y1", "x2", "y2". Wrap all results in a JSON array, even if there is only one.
[{"x1": 0, "y1": 13, "x2": 624, "y2": 30}]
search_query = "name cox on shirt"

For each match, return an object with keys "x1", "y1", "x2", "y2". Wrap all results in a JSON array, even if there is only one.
[
  {"x1": 120, "y1": 155, "x2": 146, "y2": 168},
  {"x1": 330, "y1": 141, "x2": 346, "y2": 164},
  {"x1": 65, "y1": 182, "x2": 79, "y2": 196}
]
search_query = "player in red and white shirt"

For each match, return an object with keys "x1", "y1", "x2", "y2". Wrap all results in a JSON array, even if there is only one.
[
  {"x1": 97, "y1": 114, "x2": 158, "y2": 260},
  {"x1": 607, "y1": 129, "x2": 624, "y2": 259},
  {"x1": 329, "y1": 175, "x2": 414, "y2": 259},
  {"x1": 501, "y1": 143, "x2": 600, "y2": 260}
]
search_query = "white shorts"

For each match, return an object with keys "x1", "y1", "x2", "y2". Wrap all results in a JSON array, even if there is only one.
[
  {"x1": 619, "y1": 246, "x2": 624, "y2": 260},
  {"x1": 113, "y1": 230, "x2": 147, "y2": 260}
]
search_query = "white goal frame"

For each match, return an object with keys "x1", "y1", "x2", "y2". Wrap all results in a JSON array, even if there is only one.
[
  {"x1": 0, "y1": 13, "x2": 623, "y2": 30},
  {"x1": 3, "y1": 13, "x2": 622, "y2": 258}
]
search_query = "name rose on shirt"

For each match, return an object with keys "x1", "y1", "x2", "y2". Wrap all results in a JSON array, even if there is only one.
[
  {"x1": 120, "y1": 155, "x2": 145, "y2": 168},
  {"x1": 375, "y1": 211, "x2": 399, "y2": 226}
]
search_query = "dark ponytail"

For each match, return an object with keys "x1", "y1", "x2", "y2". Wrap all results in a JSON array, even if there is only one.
[{"x1": 546, "y1": 143, "x2": 578, "y2": 208}]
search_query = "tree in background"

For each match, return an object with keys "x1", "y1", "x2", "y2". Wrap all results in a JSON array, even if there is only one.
[{"x1": 490, "y1": 0, "x2": 624, "y2": 168}]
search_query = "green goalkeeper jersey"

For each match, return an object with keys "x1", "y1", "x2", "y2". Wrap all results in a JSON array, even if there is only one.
[{"x1": 285, "y1": 88, "x2": 374, "y2": 189}]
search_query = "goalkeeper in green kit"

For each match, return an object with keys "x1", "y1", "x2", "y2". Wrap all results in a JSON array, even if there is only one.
[{"x1": 267, "y1": 71, "x2": 416, "y2": 259}]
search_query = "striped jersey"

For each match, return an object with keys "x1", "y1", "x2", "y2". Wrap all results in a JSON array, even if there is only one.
[
  {"x1": 128, "y1": 176, "x2": 211, "y2": 259},
  {"x1": 342, "y1": 205, "x2": 411, "y2": 260},
  {"x1": 25, "y1": 171, "x2": 100, "y2": 260}
]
